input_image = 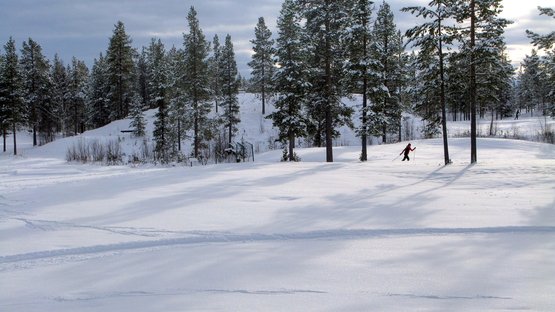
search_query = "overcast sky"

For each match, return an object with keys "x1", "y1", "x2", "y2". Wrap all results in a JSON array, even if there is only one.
[{"x1": 0, "y1": 0, "x2": 552, "y2": 77}]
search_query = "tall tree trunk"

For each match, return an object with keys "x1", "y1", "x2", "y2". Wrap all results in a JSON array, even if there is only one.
[
  {"x1": 324, "y1": 0, "x2": 333, "y2": 163},
  {"x1": 361, "y1": 76, "x2": 368, "y2": 161},
  {"x1": 3, "y1": 128, "x2": 6, "y2": 152},
  {"x1": 12, "y1": 123, "x2": 17, "y2": 155},
  {"x1": 288, "y1": 131, "x2": 295, "y2": 162},
  {"x1": 470, "y1": 0, "x2": 477, "y2": 164},
  {"x1": 262, "y1": 66, "x2": 266, "y2": 115},
  {"x1": 438, "y1": 5, "x2": 450, "y2": 165}
]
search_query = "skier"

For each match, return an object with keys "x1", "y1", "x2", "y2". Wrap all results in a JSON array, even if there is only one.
[{"x1": 400, "y1": 143, "x2": 416, "y2": 161}]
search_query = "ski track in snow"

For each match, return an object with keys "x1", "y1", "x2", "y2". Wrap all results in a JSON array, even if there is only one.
[{"x1": 2, "y1": 226, "x2": 555, "y2": 268}]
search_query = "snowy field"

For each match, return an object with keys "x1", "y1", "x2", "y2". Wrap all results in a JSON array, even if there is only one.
[{"x1": 1, "y1": 96, "x2": 555, "y2": 311}]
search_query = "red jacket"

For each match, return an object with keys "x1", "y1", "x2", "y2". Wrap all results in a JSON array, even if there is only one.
[{"x1": 400, "y1": 144, "x2": 415, "y2": 155}]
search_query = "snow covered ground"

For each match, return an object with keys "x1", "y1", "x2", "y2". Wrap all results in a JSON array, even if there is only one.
[{"x1": 1, "y1": 96, "x2": 554, "y2": 311}]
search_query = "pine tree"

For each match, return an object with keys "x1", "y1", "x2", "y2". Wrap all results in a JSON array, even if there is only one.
[
  {"x1": 129, "y1": 93, "x2": 146, "y2": 137},
  {"x1": 208, "y1": 35, "x2": 222, "y2": 113},
  {"x1": 344, "y1": 0, "x2": 378, "y2": 161},
  {"x1": 453, "y1": 0, "x2": 511, "y2": 163},
  {"x1": 368, "y1": 1, "x2": 404, "y2": 144},
  {"x1": 0, "y1": 38, "x2": 24, "y2": 155},
  {"x1": 219, "y1": 34, "x2": 240, "y2": 144},
  {"x1": 106, "y1": 21, "x2": 136, "y2": 120},
  {"x1": 526, "y1": 7, "x2": 555, "y2": 51},
  {"x1": 136, "y1": 47, "x2": 150, "y2": 109},
  {"x1": 268, "y1": 0, "x2": 308, "y2": 161},
  {"x1": 50, "y1": 55, "x2": 69, "y2": 135},
  {"x1": 87, "y1": 53, "x2": 111, "y2": 128},
  {"x1": 184, "y1": 6, "x2": 212, "y2": 158},
  {"x1": 302, "y1": 0, "x2": 353, "y2": 162},
  {"x1": 20, "y1": 38, "x2": 52, "y2": 145},
  {"x1": 248, "y1": 16, "x2": 275, "y2": 115},
  {"x1": 403, "y1": 0, "x2": 455, "y2": 165},
  {"x1": 526, "y1": 7, "x2": 555, "y2": 116},
  {"x1": 517, "y1": 50, "x2": 549, "y2": 115},
  {"x1": 67, "y1": 57, "x2": 89, "y2": 136},
  {"x1": 166, "y1": 46, "x2": 188, "y2": 153},
  {"x1": 0, "y1": 51, "x2": 6, "y2": 151},
  {"x1": 146, "y1": 39, "x2": 170, "y2": 162}
]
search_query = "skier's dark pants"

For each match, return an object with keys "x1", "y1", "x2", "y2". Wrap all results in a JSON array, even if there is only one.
[{"x1": 402, "y1": 154, "x2": 410, "y2": 161}]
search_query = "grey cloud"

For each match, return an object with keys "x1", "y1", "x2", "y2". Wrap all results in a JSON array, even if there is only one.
[{"x1": 0, "y1": 0, "x2": 546, "y2": 76}]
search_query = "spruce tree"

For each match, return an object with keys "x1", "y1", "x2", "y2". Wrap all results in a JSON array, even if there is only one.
[
  {"x1": 268, "y1": 0, "x2": 308, "y2": 161},
  {"x1": 0, "y1": 38, "x2": 24, "y2": 155},
  {"x1": 184, "y1": 6, "x2": 212, "y2": 158},
  {"x1": 106, "y1": 21, "x2": 136, "y2": 120},
  {"x1": 248, "y1": 16, "x2": 275, "y2": 115},
  {"x1": 20, "y1": 38, "x2": 51, "y2": 145},
  {"x1": 219, "y1": 34, "x2": 240, "y2": 144}
]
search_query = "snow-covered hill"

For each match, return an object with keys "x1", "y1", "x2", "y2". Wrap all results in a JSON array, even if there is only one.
[{"x1": 1, "y1": 94, "x2": 555, "y2": 311}]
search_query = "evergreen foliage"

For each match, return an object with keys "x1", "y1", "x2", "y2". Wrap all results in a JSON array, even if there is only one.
[
  {"x1": 403, "y1": 0, "x2": 455, "y2": 165},
  {"x1": 368, "y1": 1, "x2": 404, "y2": 144},
  {"x1": 20, "y1": 38, "x2": 52, "y2": 145},
  {"x1": 87, "y1": 54, "x2": 110, "y2": 129},
  {"x1": 208, "y1": 35, "x2": 222, "y2": 113},
  {"x1": 268, "y1": 0, "x2": 308, "y2": 161},
  {"x1": 302, "y1": 0, "x2": 353, "y2": 162},
  {"x1": 219, "y1": 34, "x2": 241, "y2": 144},
  {"x1": 0, "y1": 38, "x2": 24, "y2": 155},
  {"x1": 67, "y1": 57, "x2": 89, "y2": 136},
  {"x1": 184, "y1": 6, "x2": 213, "y2": 158},
  {"x1": 248, "y1": 16, "x2": 275, "y2": 115},
  {"x1": 106, "y1": 21, "x2": 136, "y2": 120}
]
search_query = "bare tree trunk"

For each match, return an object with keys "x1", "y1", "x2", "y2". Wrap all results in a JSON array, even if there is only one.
[
  {"x1": 438, "y1": 5, "x2": 450, "y2": 165},
  {"x1": 470, "y1": 0, "x2": 477, "y2": 164}
]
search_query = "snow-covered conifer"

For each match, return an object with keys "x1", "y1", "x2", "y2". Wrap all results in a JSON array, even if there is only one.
[
  {"x1": 368, "y1": 1, "x2": 404, "y2": 144},
  {"x1": 219, "y1": 34, "x2": 241, "y2": 144},
  {"x1": 0, "y1": 38, "x2": 24, "y2": 154},
  {"x1": 20, "y1": 38, "x2": 51, "y2": 145},
  {"x1": 106, "y1": 21, "x2": 136, "y2": 120},
  {"x1": 403, "y1": 0, "x2": 456, "y2": 165},
  {"x1": 268, "y1": 0, "x2": 308, "y2": 161},
  {"x1": 208, "y1": 35, "x2": 222, "y2": 113},
  {"x1": 87, "y1": 53, "x2": 111, "y2": 129},
  {"x1": 67, "y1": 58, "x2": 89, "y2": 136},
  {"x1": 183, "y1": 6, "x2": 213, "y2": 158},
  {"x1": 248, "y1": 16, "x2": 275, "y2": 115},
  {"x1": 302, "y1": 0, "x2": 353, "y2": 162}
]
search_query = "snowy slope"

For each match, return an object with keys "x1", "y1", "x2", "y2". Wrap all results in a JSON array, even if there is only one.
[{"x1": 1, "y1": 94, "x2": 555, "y2": 311}]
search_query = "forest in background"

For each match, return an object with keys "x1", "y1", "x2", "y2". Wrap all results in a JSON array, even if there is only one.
[{"x1": 1, "y1": 0, "x2": 554, "y2": 164}]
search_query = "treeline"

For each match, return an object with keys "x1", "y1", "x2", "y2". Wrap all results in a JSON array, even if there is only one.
[
  {"x1": 263, "y1": 0, "x2": 554, "y2": 163},
  {"x1": 0, "y1": 7, "x2": 244, "y2": 162},
  {"x1": 1, "y1": 1, "x2": 554, "y2": 164}
]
